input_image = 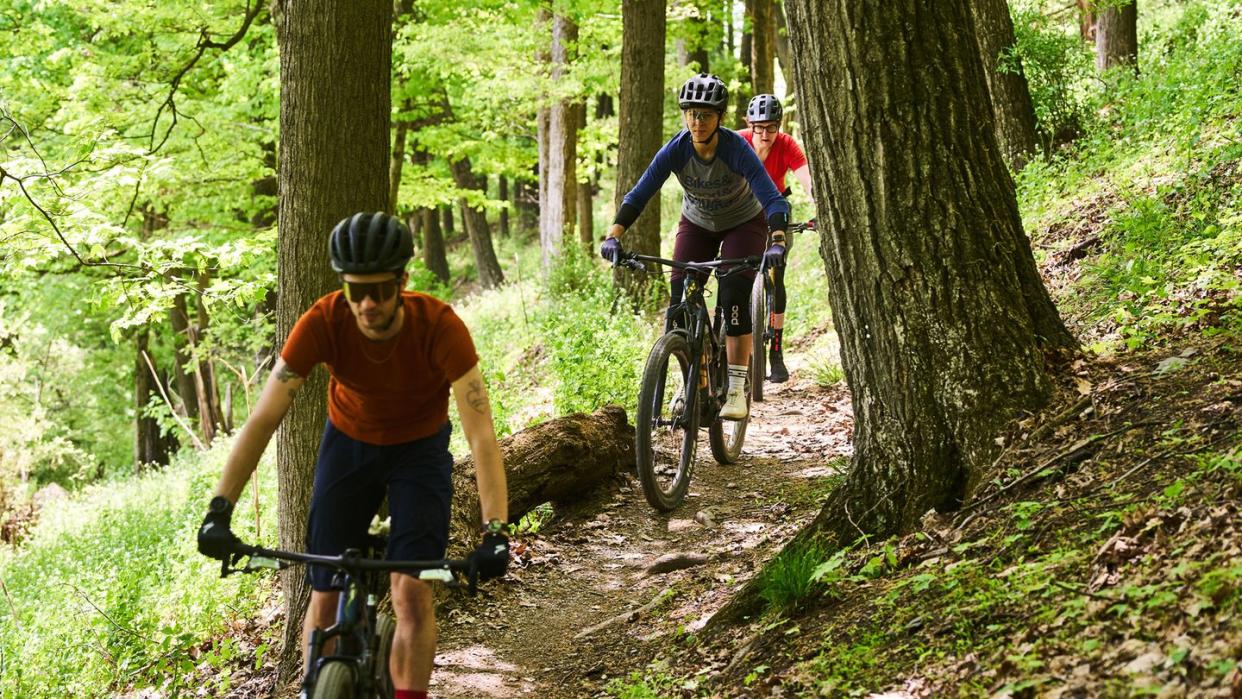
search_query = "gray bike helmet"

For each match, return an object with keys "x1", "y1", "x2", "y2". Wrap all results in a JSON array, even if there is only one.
[
  {"x1": 329, "y1": 212, "x2": 413, "y2": 274},
  {"x1": 747, "y1": 94, "x2": 783, "y2": 123},
  {"x1": 678, "y1": 73, "x2": 729, "y2": 111}
]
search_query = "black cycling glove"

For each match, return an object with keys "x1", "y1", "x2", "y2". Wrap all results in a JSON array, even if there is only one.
[{"x1": 197, "y1": 496, "x2": 241, "y2": 561}]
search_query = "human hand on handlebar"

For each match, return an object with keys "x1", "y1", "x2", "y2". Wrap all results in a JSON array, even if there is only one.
[
  {"x1": 763, "y1": 242, "x2": 787, "y2": 269},
  {"x1": 198, "y1": 496, "x2": 241, "y2": 561},
  {"x1": 600, "y1": 237, "x2": 623, "y2": 265},
  {"x1": 469, "y1": 532, "x2": 510, "y2": 580}
]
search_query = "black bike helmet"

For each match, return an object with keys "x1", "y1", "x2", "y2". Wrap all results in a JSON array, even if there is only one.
[
  {"x1": 328, "y1": 212, "x2": 413, "y2": 274},
  {"x1": 747, "y1": 94, "x2": 783, "y2": 123},
  {"x1": 678, "y1": 73, "x2": 729, "y2": 112}
]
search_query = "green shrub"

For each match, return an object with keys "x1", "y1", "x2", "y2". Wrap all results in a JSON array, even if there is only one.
[
  {"x1": 0, "y1": 438, "x2": 278, "y2": 697},
  {"x1": 1007, "y1": 0, "x2": 1096, "y2": 148},
  {"x1": 759, "y1": 538, "x2": 832, "y2": 610}
]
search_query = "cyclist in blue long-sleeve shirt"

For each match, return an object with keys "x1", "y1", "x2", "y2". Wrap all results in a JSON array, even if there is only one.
[{"x1": 601, "y1": 73, "x2": 790, "y2": 420}]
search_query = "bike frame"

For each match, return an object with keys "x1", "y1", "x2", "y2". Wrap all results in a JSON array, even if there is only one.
[
  {"x1": 221, "y1": 542, "x2": 472, "y2": 697},
  {"x1": 623, "y1": 253, "x2": 760, "y2": 425}
]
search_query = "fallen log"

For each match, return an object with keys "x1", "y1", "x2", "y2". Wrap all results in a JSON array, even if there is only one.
[{"x1": 449, "y1": 405, "x2": 634, "y2": 547}]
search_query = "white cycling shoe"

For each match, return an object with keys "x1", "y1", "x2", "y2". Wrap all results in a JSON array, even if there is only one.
[{"x1": 720, "y1": 364, "x2": 750, "y2": 420}]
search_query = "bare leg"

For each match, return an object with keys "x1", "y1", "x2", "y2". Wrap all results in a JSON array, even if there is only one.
[
  {"x1": 302, "y1": 590, "x2": 340, "y2": 672},
  {"x1": 771, "y1": 312, "x2": 785, "y2": 330},
  {"x1": 389, "y1": 573, "x2": 437, "y2": 691},
  {"x1": 726, "y1": 334, "x2": 752, "y2": 369}
]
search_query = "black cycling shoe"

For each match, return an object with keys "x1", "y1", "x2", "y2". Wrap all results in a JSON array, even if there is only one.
[{"x1": 768, "y1": 349, "x2": 789, "y2": 383}]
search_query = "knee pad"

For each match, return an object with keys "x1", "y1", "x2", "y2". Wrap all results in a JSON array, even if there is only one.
[{"x1": 717, "y1": 273, "x2": 753, "y2": 337}]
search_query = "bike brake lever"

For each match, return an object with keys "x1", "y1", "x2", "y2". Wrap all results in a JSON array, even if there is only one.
[{"x1": 622, "y1": 258, "x2": 646, "y2": 272}]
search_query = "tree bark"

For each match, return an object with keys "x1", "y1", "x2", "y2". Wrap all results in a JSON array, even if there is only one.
[
  {"x1": 615, "y1": 0, "x2": 667, "y2": 305},
  {"x1": 274, "y1": 0, "x2": 392, "y2": 684},
  {"x1": 497, "y1": 175, "x2": 511, "y2": 238},
  {"x1": 192, "y1": 272, "x2": 224, "y2": 442},
  {"x1": 420, "y1": 207, "x2": 450, "y2": 284},
  {"x1": 134, "y1": 331, "x2": 175, "y2": 472},
  {"x1": 970, "y1": 0, "x2": 1040, "y2": 171},
  {"x1": 577, "y1": 105, "x2": 593, "y2": 248},
  {"x1": 169, "y1": 292, "x2": 199, "y2": 421},
  {"x1": 783, "y1": 0, "x2": 1074, "y2": 541},
  {"x1": 750, "y1": 0, "x2": 776, "y2": 95},
  {"x1": 440, "y1": 205, "x2": 456, "y2": 241},
  {"x1": 388, "y1": 117, "x2": 409, "y2": 214},
  {"x1": 1096, "y1": 1, "x2": 1138, "y2": 73},
  {"x1": 1077, "y1": 0, "x2": 1096, "y2": 42},
  {"x1": 734, "y1": 15, "x2": 753, "y2": 129},
  {"x1": 449, "y1": 157, "x2": 505, "y2": 288},
  {"x1": 535, "y1": 7, "x2": 551, "y2": 257},
  {"x1": 541, "y1": 13, "x2": 580, "y2": 267},
  {"x1": 774, "y1": 1, "x2": 793, "y2": 95},
  {"x1": 449, "y1": 407, "x2": 634, "y2": 548}
]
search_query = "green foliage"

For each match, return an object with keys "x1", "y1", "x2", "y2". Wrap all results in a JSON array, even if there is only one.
[
  {"x1": 811, "y1": 356, "x2": 844, "y2": 388},
  {"x1": 1017, "y1": 0, "x2": 1242, "y2": 353},
  {"x1": 1007, "y1": 1, "x2": 1096, "y2": 147},
  {"x1": 759, "y1": 538, "x2": 832, "y2": 610},
  {"x1": 0, "y1": 437, "x2": 277, "y2": 697}
]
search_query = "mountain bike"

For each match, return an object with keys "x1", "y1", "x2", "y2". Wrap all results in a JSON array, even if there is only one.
[
  {"x1": 617, "y1": 251, "x2": 762, "y2": 511},
  {"x1": 219, "y1": 538, "x2": 474, "y2": 699},
  {"x1": 750, "y1": 220, "x2": 816, "y2": 402}
]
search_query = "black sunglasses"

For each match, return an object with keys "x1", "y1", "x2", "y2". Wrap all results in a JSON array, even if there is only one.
[{"x1": 342, "y1": 277, "x2": 400, "y2": 303}]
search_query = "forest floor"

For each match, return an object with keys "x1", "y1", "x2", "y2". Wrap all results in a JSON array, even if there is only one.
[{"x1": 426, "y1": 337, "x2": 853, "y2": 698}]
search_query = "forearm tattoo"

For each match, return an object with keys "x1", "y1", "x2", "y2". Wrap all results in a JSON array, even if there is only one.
[{"x1": 467, "y1": 380, "x2": 488, "y2": 415}]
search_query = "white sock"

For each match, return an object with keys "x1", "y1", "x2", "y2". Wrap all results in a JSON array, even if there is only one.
[{"x1": 728, "y1": 364, "x2": 748, "y2": 392}]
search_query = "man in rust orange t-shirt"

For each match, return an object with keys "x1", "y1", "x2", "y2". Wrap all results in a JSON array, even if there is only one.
[{"x1": 196, "y1": 212, "x2": 509, "y2": 699}]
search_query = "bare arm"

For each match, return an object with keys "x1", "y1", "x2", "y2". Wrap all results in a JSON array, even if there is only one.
[
  {"x1": 792, "y1": 164, "x2": 815, "y2": 209},
  {"x1": 451, "y1": 364, "x2": 509, "y2": 525},
  {"x1": 212, "y1": 358, "x2": 305, "y2": 503}
]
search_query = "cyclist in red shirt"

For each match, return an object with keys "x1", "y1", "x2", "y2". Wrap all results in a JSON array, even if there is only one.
[
  {"x1": 196, "y1": 212, "x2": 509, "y2": 699},
  {"x1": 742, "y1": 94, "x2": 817, "y2": 383}
]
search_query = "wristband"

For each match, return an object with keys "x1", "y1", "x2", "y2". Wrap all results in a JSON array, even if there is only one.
[{"x1": 481, "y1": 518, "x2": 507, "y2": 535}]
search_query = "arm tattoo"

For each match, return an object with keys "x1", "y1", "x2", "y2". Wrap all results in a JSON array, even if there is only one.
[
  {"x1": 466, "y1": 380, "x2": 488, "y2": 415},
  {"x1": 276, "y1": 365, "x2": 303, "y2": 382}
]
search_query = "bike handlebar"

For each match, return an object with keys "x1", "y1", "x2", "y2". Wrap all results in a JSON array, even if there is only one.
[
  {"x1": 221, "y1": 541, "x2": 477, "y2": 594},
  {"x1": 618, "y1": 252, "x2": 761, "y2": 277}
]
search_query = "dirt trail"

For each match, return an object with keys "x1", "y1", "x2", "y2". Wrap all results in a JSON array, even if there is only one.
[{"x1": 432, "y1": 346, "x2": 853, "y2": 697}]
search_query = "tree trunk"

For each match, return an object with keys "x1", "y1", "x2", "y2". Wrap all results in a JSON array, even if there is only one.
[
  {"x1": 750, "y1": 0, "x2": 775, "y2": 95},
  {"x1": 440, "y1": 205, "x2": 456, "y2": 241},
  {"x1": 615, "y1": 0, "x2": 667, "y2": 305},
  {"x1": 169, "y1": 292, "x2": 199, "y2": 421},
  {"x1": 421, "y1": 207, "x2": 450, "y2": 283},
  {"x1": 774, "y1": 1, "x2": 793, "y2": 95},
  {"x1": 577, "y1": 105, "x2": 593, "y2": 248},
  {"x1": 541, "y1": 13, "x2": 580, "y2": 268},
  {"x1": 193, "y1": 272, "x2": 224, "y2": 442},
  {"x1": 679, "y1": 7, "x2": 710, "y2": 72},
  {"x1": 134, "y1": 331, "x2": 175, "y2": 472},
  {"x1": 734, "y1": 16, "x2": 753, "y2": 129},
  {"x1": 1096, "y1": 1, "x2": 1138, "y2": 73},
  {"x1": 388, "y1": 118, "x2": 409, "y2": 214},
  {"x1": 1077, "y1": 0, "x2": 1096, "y2": 42},
  {"x1": 516, "y1": 178, "x2": 539, "y2": 234},
  {"x1": 970, "y1": 0, "x2": 1040, "y2": 171},
  {"x1": 274, "y1": 0, "x2": 392, "y2": 684},
  {"x1": 449, "y1": 157, "x2": 505, "y2": 288},
  {"x1": 497, "y1": 175, "x2": 510, "y2": 238},
  {"x1": 783, "y1": 0, "x2": 1074, "y2": 542},
  {"x1": 535, "y1": 7, "x2": 551, "y2": 258},
  {"x1": 449, "y1": 407, "x2": 634, "y2": 548}
]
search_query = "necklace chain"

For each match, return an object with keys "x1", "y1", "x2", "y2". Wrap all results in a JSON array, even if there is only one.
[{"x1": 360, "y1": 335, "x2": 400, "y2": 364}]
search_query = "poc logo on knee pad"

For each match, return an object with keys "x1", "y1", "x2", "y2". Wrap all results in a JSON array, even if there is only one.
[{"x1": 730, "y1": 306, "x2": 740, "y2": 326}]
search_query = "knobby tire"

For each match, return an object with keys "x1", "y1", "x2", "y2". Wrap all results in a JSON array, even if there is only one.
[
  {"x1": 635, "y1": 332, "x2": 699, "y2": 511},
  {"x1": 311, "y1": 660, "x2": 356, "y2": 699}
]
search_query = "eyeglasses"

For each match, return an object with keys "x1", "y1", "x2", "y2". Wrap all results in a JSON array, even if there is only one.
[
  {"x1": 342, "y1": 277, "x2": 400, "y2": 303},
  {"x1": 683, "y1": 109, "x2": 719, "y2": 123},
  {"x1": 750, "y1": 123, "x2": 780, "y2": 134}
]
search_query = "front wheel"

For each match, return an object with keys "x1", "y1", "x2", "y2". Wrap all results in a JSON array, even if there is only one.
[
  {"x1": 311, "y1": 660, "x2": 356, "y2": 699},
  {"x1": 635, "y1": 332, "x2": 700, "y2": 512},
  {"x1": 374, "y1": 612, "x2": 395, "y2": 698},
  {"x1": 750, "y1": 271, "x2": 768, "y2": 402}
]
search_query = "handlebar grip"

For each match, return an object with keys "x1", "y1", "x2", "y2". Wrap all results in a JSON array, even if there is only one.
[{"x1": 622, "y1": 258, "x2": 646, "y2": 272}]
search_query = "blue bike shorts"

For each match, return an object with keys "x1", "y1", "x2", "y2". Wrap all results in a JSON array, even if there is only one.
[{"x1": 305, "y1": 420, "x2": 454, "y2": 591}]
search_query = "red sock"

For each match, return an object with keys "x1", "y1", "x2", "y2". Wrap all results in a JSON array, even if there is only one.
[{"x1": 394, "y1": 691, "x2": 427, "y2": 699}]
